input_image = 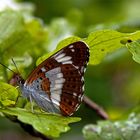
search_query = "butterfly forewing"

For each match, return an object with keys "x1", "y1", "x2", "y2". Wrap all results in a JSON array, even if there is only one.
[{"x1": 23, "y1": 41, "x2": 89, "y2": 116}]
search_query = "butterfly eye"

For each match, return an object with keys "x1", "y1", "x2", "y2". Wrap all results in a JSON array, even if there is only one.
[
  {"x1": 19, "y1": 79, "x2": 24, "y2": 84},
  {"x1": 14, "y1": 75, "x2": 24, "y2": 85}
]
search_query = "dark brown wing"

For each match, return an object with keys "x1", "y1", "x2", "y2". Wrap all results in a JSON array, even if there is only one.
[{"x1": 25, "y1": 41, "x2": 89, "y2": 116}]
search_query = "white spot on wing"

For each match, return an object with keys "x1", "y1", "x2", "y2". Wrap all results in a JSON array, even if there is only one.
[
  {"x1": 51, "y1": 90, "x2": 62, "y2": 95},
  {"x1": 51, "y1": 90, "x2": 62, "y2": 106},
  {"x1": 57, "y1": 56, "x2": 72, "y2": 63},
  {"x1": 81, "y1": 76, "x2": 84, "y2": 81},
  {"x1": 69, "y1": 45, "x2": 73, "y2": 48},
  {"x1": 46, "y1": 67, "x2": 61, "y2": 77},
  {"x1": 71, "y1": 49, "x2": 75, "y2": 52},
  {"x1": 51, "y1": 99, "x2": 60, "y2": 106},
  {"x1": 50, "y1": 84, "x2": 63, "y2": 91},
  {"x1": 73, "y1": 92, "x2": 77, "y2": 96},
  {"x1": 55, "y1": 78, "x2": 65, "y2": 84},
  {"x1": 81, "y1": 66, "x2": 84, "y2": 73},
  {"x1": 80, "y1": 95, "x2": 84, "y2": 101},
  {"x1": 41, "y1": 67, "x2": 46, "y2": 72},
  {"x1": 75, "y1": 104, "x2": 80, "y2": 111},
  {"x1": 55, "y1": 53, "x2": 65, "y2": 60},
  {"x1": 74, "y1": 66, "x2": 79, "y2": 69},
  {"x1": 78, "y1": 94, "x2": 82, "y2": 98},
  {"x1": 51, "y1": 94, "x2": 61, "y2": 102},
  {"x1": 62, "y1": 61, "x2": 72, "y2": 64},
  {"x1": 82, "y1": 85, "x2": 84, "y2": 91},
  {"x1": 51, "y1": 83, "x2": 63, "y2": 88},
  {"x1": 57, "y1": 73, "x2": 63, "y2": 78},
  {"x1": 53, "y1": 50, "x2": 63, "y2": 58},
  {"x1": 69, "y1": 112, "x2": 74, "y2": 116}
]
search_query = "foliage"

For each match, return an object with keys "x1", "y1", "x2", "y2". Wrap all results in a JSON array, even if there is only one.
[
  {"x1": 0, "y1": 107, "x2": 80, "y2": 138},
  {"x1": 0, "y1": 10, "x2": 81, "y2": 138},
  {"x1": 126, "y1": 39, "x2": 140, "y2": 64},
  {"x1": 37, "y1": 30, "x2": 140, "y2": 65},
  {"x1": 83, "y1": 113, "x2": 140, "y2": 140},
  {"x1": 0, "y1": 0, "x2": 140, "y2": 139},
  {"x1": 0, "y1": 82, "x2": 18, "y2": 106}
]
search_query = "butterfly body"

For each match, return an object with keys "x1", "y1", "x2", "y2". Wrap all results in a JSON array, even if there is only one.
[{"x1": 17, "y1": 41, "x2": 89, "y2": 116}]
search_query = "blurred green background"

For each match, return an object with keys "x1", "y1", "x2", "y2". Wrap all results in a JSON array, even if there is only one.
[{"x1": 0, "y1": 0, "x2": 140, "y2": 140}]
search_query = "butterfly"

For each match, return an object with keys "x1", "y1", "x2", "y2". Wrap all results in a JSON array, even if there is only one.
[{"x1": 14, "y1": 41, "x2": 90, "y2": 116}]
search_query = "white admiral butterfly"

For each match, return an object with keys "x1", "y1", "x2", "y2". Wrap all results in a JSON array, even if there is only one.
[{"x1": 14, "y1": 41, "x2": 89, "y2": 116}]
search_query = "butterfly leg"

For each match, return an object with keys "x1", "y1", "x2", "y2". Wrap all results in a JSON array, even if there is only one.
[
  {"x1": 29, "y1": 95, "x2": 34, "y2": 113},
  {"x1": 14, "y1": 86, "x2": 24, "y2": 106}
]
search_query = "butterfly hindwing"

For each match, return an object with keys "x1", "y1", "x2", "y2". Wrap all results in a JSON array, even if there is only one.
[
  {"x1": 23, "y1": 41, "x2": 89, "y2": 116},
  {"x1": 59, "y1": 64, "x2": 84, "y2": 115}
]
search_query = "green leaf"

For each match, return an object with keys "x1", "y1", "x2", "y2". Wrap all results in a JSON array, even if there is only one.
[
  {"x1": 0, "y1": 81, "x2": 81, "y2": 138},
  {"x1": 85, "y1": 30, "x2": 140, "y2": 65},
  {"x1": 37, "y1": 30, "x2": 140, "y2": 66},
  {"x1": 0, "y1": 107, "x2": 81, "y2": 138},
  {"x1": 0, "y1": 10, "x2": 46, "y2": 61},
  {"x1": 0, "y1": 82, "x2": 19, "y2": 107},
  {"x1": 0, "y1": 10, "x2": 25, "y2": 55},
  {"x1": 0, "y1": 10, "x2": 48, "y2": 81},
  {"x1": 25, "y1": 19, "x2": 48, "y2": 45},
  {"x1": 83, "y1": 113, "x2": 140, "y2": 140},
  {"x1": 126, "y1": 40, "x2": 140, "y2": 64},
  {"x1": 36, "y1": 36, "x2": 80, "y2": 65},
  {"x1": 0, "y1": 10, "x2": 24, "y2": 44}
]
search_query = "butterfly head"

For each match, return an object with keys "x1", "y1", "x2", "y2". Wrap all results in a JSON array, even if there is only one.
[
  {"x1": 9, "y1": 73, "x2": 25, "y2": 87},
  {"x1": 0, "y1": 60, "x2": 25, "y2": 87}
]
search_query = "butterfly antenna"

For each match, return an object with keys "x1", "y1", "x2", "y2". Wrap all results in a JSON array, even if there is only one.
[
  {"x1": 11, "y1": 58, "x2": 20, "y2": 74},
  {"x1": 0, "y1": 61, "x2": 15, "y2": 73}
]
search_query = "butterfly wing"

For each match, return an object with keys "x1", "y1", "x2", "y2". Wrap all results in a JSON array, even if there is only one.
[{"x1": 24, "y1": 41, "x2": 89, "y2": 116}]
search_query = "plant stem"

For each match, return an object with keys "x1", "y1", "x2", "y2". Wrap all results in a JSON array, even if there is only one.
[{"x1": 83, "y1": 95, "x2": 109, "y2": 120}]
